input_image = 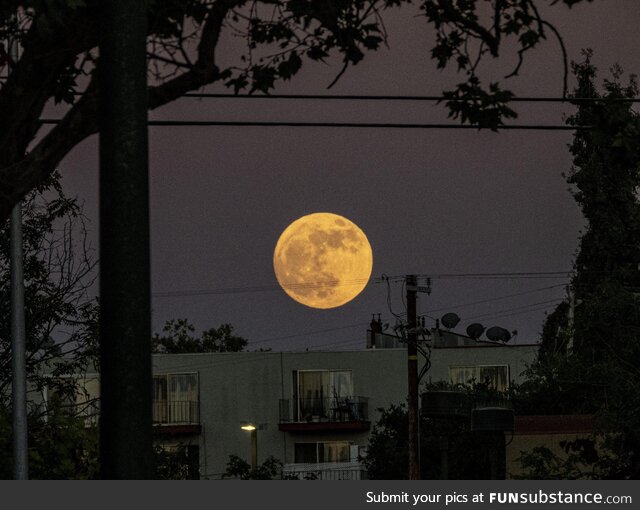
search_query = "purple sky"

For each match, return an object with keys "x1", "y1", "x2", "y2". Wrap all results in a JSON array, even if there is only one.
[{"x1": 58, "y1": 2, "x2": 640, "y2": 351}]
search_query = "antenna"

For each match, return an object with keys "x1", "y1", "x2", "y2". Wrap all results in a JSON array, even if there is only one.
[
  {"x1": 486, "y1": 326, "x2": 512, "y2": 343},
  {"x1": 466, "y1": 323, "x2": 486, "y2": 340},
  {"x1": 441, "y1": 312, "x2": 460, "y2": 329}
]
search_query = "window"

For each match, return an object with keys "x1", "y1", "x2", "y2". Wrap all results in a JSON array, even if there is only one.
[
  {"x1": 294, "y1": 441, "x2": 351, "y2": 464},
  {"x1": 293, "y1": 370, "x2": 353, "y2": 421},
  {"x1": 449, "y1": 365, "x2": 509, "y2": 392},
  {"x1": 153, "y1": 373, "x2": 199, "y2": 424}
]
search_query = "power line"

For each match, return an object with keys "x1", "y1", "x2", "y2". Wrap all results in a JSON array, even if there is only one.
[
  {"x1": 152, "y1": 272, "x2": 575, "y2": 298},
  {"x1": 7, "y1": 79, "x2": 636, "y2": 102},
  {"x1": 427, "y1": 283, "x2": 567, "y2": 313},
  {"x1": 247, "y1": 321, "x2": 372, "y2": 346},
  {"x1": 177, "y1": 93, "x2": 640, "y2": 103},
  {"x1": 463, "y1": 302, "x2": 564, "y2": 324},
  {"x1": 39, "y1": 118, "x2": 584, "y2": 130},
  {"x1": 153, "y1": 278, "x2": 374, "y2": 298},
  {"x1": 303, "y1": 336, "x2": 367, "y2": 352},
  {"x1": 55, "y1": 89, "x2": 640, "y2": 103},
  {"x1": 461, "y1": 298, "x2": 564, "y2": 323},
  {"x1": 422, "y1": 271, "x2": 573, "y2": 279},
  {"x1": 150, "y1": 334, "x2": 372, "y2": 372}
]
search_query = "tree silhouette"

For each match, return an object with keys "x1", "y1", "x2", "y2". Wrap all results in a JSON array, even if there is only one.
[
  {"x1": 1, "y1": 0, "x2": 590, "y2": 220},
  {"x1": 152, "y1": 318, "x2": 249, "y2": 353}
]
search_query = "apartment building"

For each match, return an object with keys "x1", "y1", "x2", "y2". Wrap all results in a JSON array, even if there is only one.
[
  {"x1": 40, "y1": 327, "x2": 538, "y2": 479},
  {"x1": 148, "y1": 339, "x2": 538, "y2": 479}
]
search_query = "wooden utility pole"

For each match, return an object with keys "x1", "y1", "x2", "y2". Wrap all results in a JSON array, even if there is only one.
[
  {"x1": 406, "y1": 274, "x2": 419, "y2": 479},
  {"x1": 98, "y1": 0, "x2": 153, "y2": 479}
]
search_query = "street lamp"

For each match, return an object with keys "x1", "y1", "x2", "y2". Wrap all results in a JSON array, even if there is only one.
[{"x1": 240, "y1": 422, "x2": 258, "y2": 471}]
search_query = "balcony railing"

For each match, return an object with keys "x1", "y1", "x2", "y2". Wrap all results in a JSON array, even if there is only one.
[
  {"x1": 279, "y1": 396, "x2": 368, "y2": 423},
  {"x1": 282, "y1": 462, "x2": 367, "y2": 480},
  {"x1": 153, "y1": 400, "x2": 199, "y2": 425}
]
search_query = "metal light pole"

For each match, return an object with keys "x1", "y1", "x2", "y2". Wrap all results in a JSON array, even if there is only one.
[
  {"x1": 10, "y1": 203, "x2": 27, "y2": 481},
  {"x1": 98, "y1": 0, "x2": 153, "y2": 479},
  {"x1": 9, "y1": 25, "x2": 28, "y2": 481},
  {"x1": 241, "y1": 424, "x2": 258, "y2": 471},
  {"x1": 250, "y1": 429, "x2": 258, "y2": 471}
]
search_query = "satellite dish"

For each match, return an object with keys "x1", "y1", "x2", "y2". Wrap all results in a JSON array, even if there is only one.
[
  {"x1": 486, "y1": 326, "x2": 512, "y2": 342},
  {"x1": 441, "y1": 312, "x2": 460, "y2": 329},
  {"x1": 466, "y1": 323, "x2": 485, "y2": 340}
]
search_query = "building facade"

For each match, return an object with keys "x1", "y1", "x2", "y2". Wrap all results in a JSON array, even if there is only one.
[{"x1": 150, "y1": 341, "x2": 538, "y2": 479}]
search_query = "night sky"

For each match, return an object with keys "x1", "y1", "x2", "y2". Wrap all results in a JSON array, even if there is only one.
[{"x1": 59, "y1": 2, "x2": 640, "y2": 351}]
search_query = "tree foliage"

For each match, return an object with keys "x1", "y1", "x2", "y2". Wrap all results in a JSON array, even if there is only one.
[
  {"x1": 222, "y1": 453, "x2": 283, "y2": 479},
  {"x1": 153, "y1": 443, "x2": 200, "y2": 479},
  {"x1": 152, "y1": 318, "x2": 249, "y2": 353},
  {"x1": 0, "y1": 403, "x2": 99, "y2": 479},
  {"x1": 515, "y1": 434, "x2": 632, "y2": 480},
  {"x1": 521, "y1": 53, "x2": 640, "y2": 478},
  {"x1": 1, "y1": 0, "x2": 592, "y2": 220},
  {"x1": 0, "y1": 171, "x2": 98, "y2": 408},
  {"x1": 362, "y1": 403, "x2": 410, "y2": 479},
  {"x1": 0, "y1": 173, "x2": 99, "y2": 478}
]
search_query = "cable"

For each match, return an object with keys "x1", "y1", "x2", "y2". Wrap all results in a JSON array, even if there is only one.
[
  {"x1": 39, "y1": 118, "x2": 585, "y2": 130},
  {"x1": 461, "y1": 299, "x2": 564, "y2": 324},
  {"x1": 420, "y1": 271, "x2": 574, "y2": 281},
  {"x1": 461, "y1": 298, "x2": 563, "y2": 322},
  {"x1": 45, "y1": 88, "x2": 640, "y2": 102},
  {"x1": 153, "y1": 278, "x2": 374, "y2": 298},
  {"x1": 151, "y1": 333, "x2": 373, "y2": 372},
  {"x1": 151, "y1": 272, "x2": 574, "y2": 299},
  {"x1": 176, "y1": 93, "x2": 640, "y2": 103},
  {"x1": 246, "y1": 321, "x2": 372, "y2": 347},
  {"x1": 427, "y1": 283, "x2": 567, "y2": 313},
  {"x1": 381, "y1": 273, "x2": 404, "y2": 323},
  {"x1": 302, "y1": 336, "x2": 368, "y2": 352},
  {"x1": 466, "y1": 302, "x2": 565, "y2": 324}
]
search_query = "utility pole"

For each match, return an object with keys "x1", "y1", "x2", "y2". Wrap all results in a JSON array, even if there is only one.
[
  {"x1": 98, "y1": 0, "x2": 153, "y2": 478},
  {"x1": 9, "y1": 22, "x2": 28, "y2": 481},
  {"x1": 406, "y1": 274, "x2": 419, "y2": 479}
]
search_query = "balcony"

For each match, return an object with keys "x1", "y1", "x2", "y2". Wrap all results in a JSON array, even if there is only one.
[
  {"x1": 153, "y1": 400, "x2": 201, "y2": 435},
  {"x1": 282, "y1": 461, "x2": 367, "y2": 480},
  {"x1": 278, "y1": 396, "x2": 370, "y2": 432}
]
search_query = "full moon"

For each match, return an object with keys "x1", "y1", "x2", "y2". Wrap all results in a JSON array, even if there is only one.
[{"x1": 273, "y1": 213, "x2": 373, "y2": 309}]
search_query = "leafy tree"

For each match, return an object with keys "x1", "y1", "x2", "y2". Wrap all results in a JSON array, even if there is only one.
[
  {"x1": 222, "y1": 453, "x2": 283, "y2": 479},
  {"x1": 0, "y1": 403, "x2": 99, "y2": 479},
  {"x1": 1, "y1": 0, "x2": 592, "y2": 220},
  {"x1": 152, "y1": 318, "x2": 249, "y2": 353},
  {"x1": 515, "y1": 434, "x2": 632, "y2": 480},
  {"x1": 362, "y1": 403, "x2": 410, "y2": 479},
  {"x1": 0, "y1": 171, "x2": 98, "y2": 409},
  {"x1": 541, "y1": 53, "x2": 640, "y2": 358},
  {"x1": 153, "y1": 443, "x2": 200, "y2": 479},
  {"x1": 523, "y1": 53, "x2": 640, "y2": 478},
  {"x1": 0, "y1": 172, "x2": 99, "y2": 478}
]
